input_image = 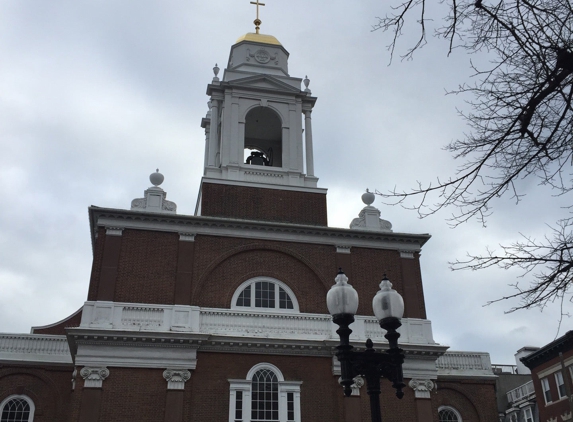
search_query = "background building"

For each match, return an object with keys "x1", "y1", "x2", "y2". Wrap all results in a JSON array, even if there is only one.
[{"x1": 521, "y1": 331, "x2": 573, "y2": 422}]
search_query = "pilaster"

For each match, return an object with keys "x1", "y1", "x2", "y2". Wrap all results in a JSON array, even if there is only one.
[
  {"x1": 78, "y1": 367, "x2": 109, "y2": 422},
  {"x1": 408, "y1": 379, "x2": 435, "y2": 422},
  {"x1": 163, "y1": 369, "x2": 191, "y2": 422}
]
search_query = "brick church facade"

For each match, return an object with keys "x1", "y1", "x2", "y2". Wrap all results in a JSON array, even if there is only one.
[{"x1": 1, "y1": 27, "x2": 498, "y2": 422}]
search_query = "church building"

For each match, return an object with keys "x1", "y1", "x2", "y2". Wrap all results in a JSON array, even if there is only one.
[{"x1": 0, "y1": 15, "x2": 498, "y2": 422}]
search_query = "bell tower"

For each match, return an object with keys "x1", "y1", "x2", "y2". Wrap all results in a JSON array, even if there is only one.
[{"x1": 197, "y1": 27, "x2": 327, "y2": 226}]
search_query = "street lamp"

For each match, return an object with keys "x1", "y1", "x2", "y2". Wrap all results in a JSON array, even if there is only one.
[{"x1": 327, "y1": 269, "x2": 406, "y2": 422}]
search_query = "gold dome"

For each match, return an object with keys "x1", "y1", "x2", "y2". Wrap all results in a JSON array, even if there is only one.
[{"x1": 235, "y1": 32, "x2": 282, "y2": 46}]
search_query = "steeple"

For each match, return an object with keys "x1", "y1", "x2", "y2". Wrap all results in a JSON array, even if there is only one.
[{"x1": 197, "y1": 25, "x2": 327, "y2": 226}]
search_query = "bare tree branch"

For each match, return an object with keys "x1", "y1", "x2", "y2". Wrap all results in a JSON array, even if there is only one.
[{"x1": 373, "y1": 0, "x2": 573, "y2": 316}]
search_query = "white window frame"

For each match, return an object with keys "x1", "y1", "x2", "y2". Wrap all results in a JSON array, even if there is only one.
[
  {"x1": 228, "y1": 363, "x2": 302, "y2": 422},
  {"x1": 0, "y1": 395, "x2": 35, "y2": 422},
  {"x1": 555, "y1": 371, "x2": 566, "y2": 399},
  {"x1": 522, "y1": 406, "x2": 534, "y2": 422},
  {"x1": 541, "y1": 376, "x2": 552, "y2": 404},
  {"x1": 438, "y1": 405, "x2": 462, "y2": 422},
  {"x1": 231, "y1": 277, "x2": 300, "y2": 313}
]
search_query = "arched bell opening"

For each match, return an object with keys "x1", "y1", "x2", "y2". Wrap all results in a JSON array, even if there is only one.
[{"x1": 244, "y1": 106, "x2": 282, "y2": 167}]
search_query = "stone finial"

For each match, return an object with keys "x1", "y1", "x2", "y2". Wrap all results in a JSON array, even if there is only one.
[
  {"x1": 163, "y1": 369, "x2": 191, "y2": 390},
  {"x1": 362, "y1": 189, "x2": 375, "y2": 205},
  {"x1": 80, "y1": 367, "x2": 110, "y2": 388},
  {"x1": 213, "y1": 63, "x2": 220, "y2": 82},
  {"x1": 303, "y1": 75, "x2": 311, "y2": 93},
  {"x1": 349, "y1": 189, "x2": 392, "y2": 232},
  {"x1": 131, "y1": 170, "x2": 177, "y2": 214},
  {"x1": 150, "y1": 169, "x2": 164, "y2": 186}
]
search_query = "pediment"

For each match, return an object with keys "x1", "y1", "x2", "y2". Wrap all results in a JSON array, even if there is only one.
[{"x1": 229, "y1": 75, "x2": 300, "y2": 93}]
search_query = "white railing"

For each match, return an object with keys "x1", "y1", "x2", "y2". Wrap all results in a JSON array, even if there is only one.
[
  {"x1": 507, "y1": 380, "x2": 535, "y2": 404},
  {"x1": 436, "y1": 351, "x2": 494, "y2": 376},
  {"x1": 80, "y1": 301, "x2": 437, "y2": 345},
  {"x1": 0, "y1": 334, "x2": 71, "y2": 364}
]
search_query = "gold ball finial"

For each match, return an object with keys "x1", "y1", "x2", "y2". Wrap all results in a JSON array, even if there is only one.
[{"x1": 254, "y1": 18, "x2": 261, "y2": 34}]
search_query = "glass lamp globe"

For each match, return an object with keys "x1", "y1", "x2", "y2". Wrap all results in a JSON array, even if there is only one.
[
  {"x1": 326, "y1": 271, "x2": 359, "y2": 316},
  {"x1": 372, "y1": 275, "x2": 404, "y2": 321}
]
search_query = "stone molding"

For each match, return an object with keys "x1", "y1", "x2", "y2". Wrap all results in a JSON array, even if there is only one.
[
  {"x1": 0, "y1": 334, "x2": 72, "y2": 365},
  {"x1": 408, "y1": 378, "x2": 435, "y2": 399},
  {"x1": 179, "y1": 233, "x2": 196, "y2": 242},
  {"x1": 400, "y1": 251, "x2": 415, "y2": 259},
  {"x1": 350, "y1": 206, "x2": 392, "y2": 232},
  {"x1": 163, "y1": 369, "x2": 191, "y2": 390},
  {"x1": 90, "y1": 207, "x2": 430, "y2": 255},
  {"x1": 80, "y1": 366, "x2": 109, "y2": 388},
  {"x1": 105, "y1": 227, "x2": 123, "y2": 236},
  {"x1": 79, "y1": 301, "x2": 437, "y2": 346},
  {"x1": 336, "y1": 246, "x2": 351, "y2": 254}
]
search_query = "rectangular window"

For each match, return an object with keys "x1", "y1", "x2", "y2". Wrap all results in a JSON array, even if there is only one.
[
  {"x1": 541, "y1": 377, "x2": 552, "y2": 404},
  {"x1": 555, "y1": 371, "x2": 566, "y2": 399},
  {"x1": 287, "y1": 392, "x2": 295, "y2": 421},
  {"x1": 235, "y1": 391, "x2": 243, "y2": 421},
  {"x1": 522, "y1": 407, "x2": 533, "y2": 422},
  {"x1": 255, "y1": 282, "x2": 275, "y2": 308}
]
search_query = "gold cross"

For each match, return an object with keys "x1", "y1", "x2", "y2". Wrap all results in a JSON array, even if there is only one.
[{"x1": 250, "y1": 0, "x2": 265, "y2": 34}]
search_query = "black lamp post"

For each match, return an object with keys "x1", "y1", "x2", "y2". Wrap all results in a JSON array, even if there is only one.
[{"x1": 326, "y1": 269, "x2": 406, "y2": 422}]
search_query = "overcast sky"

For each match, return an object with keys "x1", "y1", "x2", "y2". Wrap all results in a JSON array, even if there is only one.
[{"x1": 1, "y1": 0, "x2": 569, "y2": 365}]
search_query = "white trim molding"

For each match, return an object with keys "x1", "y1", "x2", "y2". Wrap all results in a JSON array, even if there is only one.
[
  {"x1": 400, "y1": 251, "x2": 415, "y2": 259},
  {"x1": 179, "y1": 233, "x2": 196, "y2": 242},
  {"x1": 336, "y1": 246, "x2": 351, "y2": 254},
  {"x1": 105, "y1": 227, "x2": 123, "y2": 236}
]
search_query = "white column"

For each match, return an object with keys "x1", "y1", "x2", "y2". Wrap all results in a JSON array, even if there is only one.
[
  {"x1": 207, "y1": 100, "x2": 219, "y2": 167},
  {"x1": 203, "y1": 123, "x2": 210, "y2": 169},
  {"x1": 304, "y1": 110, "x2": 314, "y2": 176}
]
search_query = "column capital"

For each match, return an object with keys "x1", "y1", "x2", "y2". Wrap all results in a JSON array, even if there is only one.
[
  {"x1": 163, "y1": 369, "x2": 191, "y2": 390},
  {"x1": 80, "y1": 366, "x2": 110, "y2": 388},
  {"x1": 408, "y1": 378, "x2": 435, "y2": 399}
]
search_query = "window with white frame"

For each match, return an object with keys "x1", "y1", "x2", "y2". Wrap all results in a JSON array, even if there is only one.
[
  {"x1": 541, "y1": 376, "x2": 552, "y2": 404},
  {"x1": 232, "y1": 277, "x2": 299, "y2": 312},
  {"x1": 509, "y1": 412, "x2": 518, "y2": 422},
  {"x1": 438, "y1": 406, "x2": 462, "y2": 422},
  {"x1": 522, "y1": 406, "x2": 534, "y2": 422},
  {"x1": 555, "y1": 371, "x2": 566, "y2": 399},
  {"x1": 228, "y1": 363, "x2": 302, "y2": 422},
  {"x1": 0, "y1": 395, "x2": 35, "y2": 422}
]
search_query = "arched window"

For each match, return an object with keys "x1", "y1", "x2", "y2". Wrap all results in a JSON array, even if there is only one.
[
  {"x1": 229, "y1": 363, "x2": 301, "y2": 422},
  {"x1": 0, "y1": 395, "x2": 35, "y2": 422},
  {"x1": 244, "y1": 106, "x2": 282, "y2": 168},
  {"x1": 232, "y1": 277, "x2": 299, "y2": 312},
  {"x1": 438, "y1": 406, "x2": 462, "y2": 422}
]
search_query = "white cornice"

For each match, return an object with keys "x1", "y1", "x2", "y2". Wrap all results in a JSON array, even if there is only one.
[
  {"x1": 201, "y1": 177, "x2": 328, "y2": 194},
  {"x1": 88, "y1": 207, "x2": 430, "y2": 254}
]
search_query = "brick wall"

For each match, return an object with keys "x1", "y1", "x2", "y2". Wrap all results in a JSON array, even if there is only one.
[
  {"x1": 433, "y1": 378, "x2": 498, "y2": 422},
  {"x1": 200, "y1": 182, "x2": 328, "y2": 226},
  {"x1": 0, "y1": 365, "x2": 76, "y2": 422},
  {"x1": 85, "y1": 228, "x2": 427, "y2": 318}
]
